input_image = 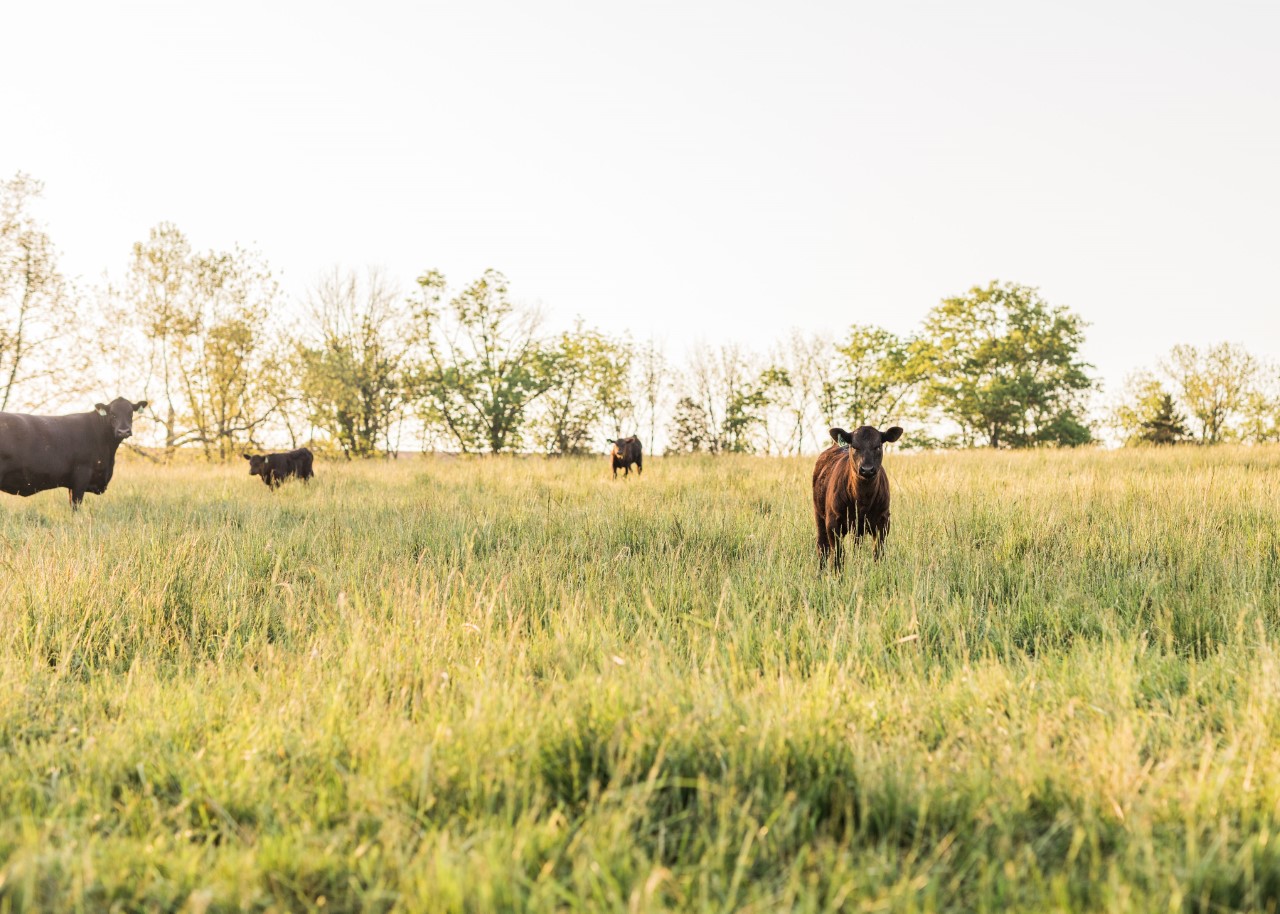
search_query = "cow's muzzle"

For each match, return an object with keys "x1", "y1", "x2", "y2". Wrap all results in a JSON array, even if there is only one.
[
  {"x1": 115, "y1": 430, "x2": 132, "y2": 440},
  {"x1": 858, "y1": 467, "x2": 877, "y2": 479}
]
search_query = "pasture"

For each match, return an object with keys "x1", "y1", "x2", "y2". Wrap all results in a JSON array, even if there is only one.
[{"x1": 2, "y1": 447, "x2": 1280, "y2": 912}]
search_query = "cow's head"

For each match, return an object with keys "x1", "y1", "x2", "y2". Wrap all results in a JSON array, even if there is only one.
[
  {"x1": 829, "y1": 425, "x2": 903, "y2": 480},
  {"x1": 95, "y1": 398, "x2": 147, "y2": 441},
  {"x1": 242, "y1": 454, "x2": 269, "y2": 477}
]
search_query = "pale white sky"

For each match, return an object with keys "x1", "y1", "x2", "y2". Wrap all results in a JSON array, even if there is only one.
[{"x1": 3, "y1": 0, "x2": 1278, "y2": 396}]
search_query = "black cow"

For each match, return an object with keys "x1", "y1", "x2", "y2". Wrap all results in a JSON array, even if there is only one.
[
  {"x1": 0, "y1": 398, "x2": 148, "y2": 511},
  {"x1": 608, "y1": 436, "x2": 643, "y2": 479},
  {"x1": 243, "y1": 448, "x2": 314, "y2": 489}
]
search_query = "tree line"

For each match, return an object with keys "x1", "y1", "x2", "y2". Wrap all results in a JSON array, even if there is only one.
[{"x1": 3, "y1": 173, "x2": 1278, "y2": 457}]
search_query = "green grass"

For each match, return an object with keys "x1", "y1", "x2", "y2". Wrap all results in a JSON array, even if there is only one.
[{"x1": 2, "y1": 447, "x2": 1280, "y2": 912}]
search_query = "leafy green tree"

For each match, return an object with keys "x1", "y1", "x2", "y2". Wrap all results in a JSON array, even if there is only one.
[
  {"x1": 1161, "y1": 343, "x2": 1259, "y2": 444},
  {"x1": 765, "y1": 331, "x2": 840, "y2": 455},
  {"x1": 1111, "y1": 373, "x2": 1189, "y2": 446},
  {"x1": 126, "y1": 224, "x2": 283, "y2": 458},
  {"x1": 721, "y1": 374, "x2": 772, "y2": 454},
  {"x1": 826, "y1": 325, "x2": 927, "y2": 430},
  {"x1": 411, "y1": 269, "x2": 554, "y2": 454},
  {"x1": 680, "y1": 343, "x2": 774, "y2": 454},
  {"x1": 594, "y1": 335, "x2": 635, "y2": 439},
  {"x1": 299, "y1": 268, "x2": 408, "y2": 458},
  {"x1": 535, "y1": 323, "x2": 632, "y2": 455},
  {"x1": 1240, "y1": 368, "x2": 1280, "y2": 443},
  {"x1": 1110, "y1": 372, "x2": 1164, "y2": 445},
  {"x1": 666, "y1": 396, "x2": 709, "y2": 454},
  {"x1": 1138, "y1": 393, "x2": 1191, "y2": 445},
  {"x1": 178, "y1": 248, "x2": 284, "y2": 459},
  {"x1": 920, "y1": 281, "x2": 1094, "y2": 447}
]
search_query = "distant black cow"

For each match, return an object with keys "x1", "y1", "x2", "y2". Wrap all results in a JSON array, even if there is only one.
[
  {"x1": 608, "y1": 436, "x2": 642, "y2": 479},
  {"x1": 243, "y1": 448, "x2": 314, "y2": 489},
  {"x1": 0, "y1": 398, "x2": 148, "y2": 511}
]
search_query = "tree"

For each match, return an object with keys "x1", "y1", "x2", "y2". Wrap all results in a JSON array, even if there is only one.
[
  {"x1": 128, "y1": 223, "x2": 195, "y2": 451},
  {"x1": 761, "y1": 331, "x2": 838, "y2": 455},
  {"x1": 634, "y1": 339, "x2": 667, "y2": 450},
  {"x1": 535, "y1": 322, "x2": 632, "y2": 455},
  {"x1": 411, "y1": 269, "x2": 553, "y2": 454},
  {"x1": 594, "y1": 335, "x2": 635, "y2": 439},
  {"x1": 1161, "y1": 343, "x2": 1259, "y2": 444},
  {"x1": 1138, "y1": 393, "x2": 1191, "y2": 445},
  {"x1": 1240, "y1": 366, "x2": 1280, "y2": 443},
  {"x1": 826, "y1": 325, "x2": 927, "y2": 430},
  {"x1": 920, "y1": 281, "x2": 1094, "y2": 448},
  {"x1": 177, "y1": 248, "x2": 284, "y2": 459},
  {"x1": 666, "y1": 396, "x2": 709, "y2": 454},
  {"x1": 299, "y1": 268, "x2": 409, "y2": 457},
  {"x1": 680, "y1": 343, "x2": 772, "y2": 454},
  {"x1": 0, "y1": 173, "x2": 75, "y2": 411},
  {"x1": 125, "y1": 225, "x2": 284, "y2": 458}
]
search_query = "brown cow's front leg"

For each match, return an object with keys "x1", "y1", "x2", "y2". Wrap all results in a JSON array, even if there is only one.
[
  {"x1": 872, "y1": 516, "x2": 891, "y2": 561},
  {"x1": 824, "y1": 513, "x2": 847, "y2": 572}
]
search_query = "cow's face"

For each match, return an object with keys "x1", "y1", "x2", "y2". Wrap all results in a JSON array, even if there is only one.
[
  {"x1": 95, "y1": 398, "x2": 147, "y2": 441},
  {"x1": 242, "y1": 454, "x2": 268, "y2": 477},
  {"x1": 829, "y1": 425, "x2": 903, "y2": 480},
  {"x1": 607, "y1": 438, "x2": 625, "y2": 454}
]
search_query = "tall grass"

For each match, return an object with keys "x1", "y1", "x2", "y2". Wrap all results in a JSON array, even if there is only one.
[{"x1": 1, "y1": 447, "x2": 1279, "y2": 912}]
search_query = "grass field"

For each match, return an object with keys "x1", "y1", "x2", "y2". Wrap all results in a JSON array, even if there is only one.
[{"x1": 2, "y1": 446, "x2": 1280, "y2": 912}]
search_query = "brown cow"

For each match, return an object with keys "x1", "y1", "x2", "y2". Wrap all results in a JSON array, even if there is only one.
[
  {"x1": 812, "y1": 425, "x2": 903, "y2": 569},
  {"x1": 608, "y1": 436, "x2": 642, "y2": 479}
]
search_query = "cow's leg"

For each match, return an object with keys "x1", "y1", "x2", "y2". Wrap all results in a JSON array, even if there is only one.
[
  {"x1": 636, "y1": 458, "x2": 642, "y2": 476},
  {"x1": 817, "y1": 527, "x2": 833, "y2": 573},
  {"x1": 825, "y1": 513, "x2": 848, "y2": 572},
  {"x1": 68, "y1": 466, "x2": 91, "y2": 512},
  {"x1": 872, "y1": 517, "x2": 890, "y2": 561},
  {"x1": 815, "y1": 499, "x2": 830, "y2": 572}
]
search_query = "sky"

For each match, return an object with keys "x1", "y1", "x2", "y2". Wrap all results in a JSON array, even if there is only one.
[{"x1": 3, "y1": 0, "x2": 1278, "y2": 402}]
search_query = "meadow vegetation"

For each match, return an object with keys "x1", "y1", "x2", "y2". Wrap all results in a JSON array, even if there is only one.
[{"x1": 2, "y1": 446, "x2": 1280, "y2": 912}]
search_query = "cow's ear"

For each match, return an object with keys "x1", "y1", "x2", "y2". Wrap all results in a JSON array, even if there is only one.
[
  {"x1": 242, "y1": 454, "x2": 251, "y2": 461},
  {"x1": 882, "y1": 426, "x2": 903, "y2": 443},
  {"x1": 133, "y1": 400, "x2": 148, "y2": 412},
  {"x1": 94, "y1": 403, "x2": 108, "y2": 417},
  {"x1": 829, "y1": 427, "x2": 852, "y2": 448}
]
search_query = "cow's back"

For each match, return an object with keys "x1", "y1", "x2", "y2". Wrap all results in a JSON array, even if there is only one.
[
  {"x1": 812, "y1": 445, "x2": 848, "y2": 518},
  {"x1": 0, "y1": 411, "x2": 99, "y2": 496},
  {"x1": 292, "y1": 448, "x2": 314, "y2": 477}
]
